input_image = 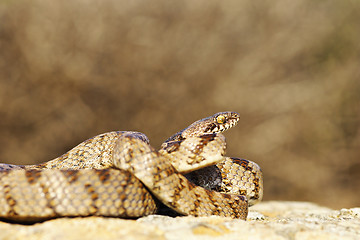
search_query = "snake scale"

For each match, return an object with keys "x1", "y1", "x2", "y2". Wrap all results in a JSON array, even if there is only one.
[{"x1": 0, "y1": 112, "x2": 263, "y2": 222}]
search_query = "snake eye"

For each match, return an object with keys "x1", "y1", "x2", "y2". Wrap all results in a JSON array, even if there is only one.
[{"x1": 216, "y1": 115, "x2": 226, "y2": 124}]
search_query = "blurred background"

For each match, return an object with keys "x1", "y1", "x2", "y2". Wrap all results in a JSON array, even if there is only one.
[{"x1": 0, "y1": 0, "x2": 359, "y2": 209}]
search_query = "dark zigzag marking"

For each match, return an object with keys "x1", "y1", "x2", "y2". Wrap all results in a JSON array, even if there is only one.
[
  {"x1": 60, "y1": 170, "x2": 80, "y2": 183},
  {"x1": 25, "y1": 169, "x2": 42, "y2": 184},
  {"x1": 3, "y1": 184, "x2": 17, "y2": 217},
  {"x1": 40, "y1": 182, "x2": 58, "y2": 216},
  {"x1": 230, "y1": 158, "x2": 262, "y2": 200},
  {"x1": 192, "y1": 133, "x2": 217, "y2": 155}
]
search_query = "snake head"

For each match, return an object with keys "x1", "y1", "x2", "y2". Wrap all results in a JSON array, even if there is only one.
[
  {"x1": 162, "y1": 111, "x2": 240, "y2": 147},
  {"x1": 181, "y1": 111, "x2": 240, "y2": 138}
]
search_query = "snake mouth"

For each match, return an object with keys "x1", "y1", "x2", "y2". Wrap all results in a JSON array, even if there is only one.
[
  {"x1": 202, "y1": 112, "x2": 240, "y2": 134},
  {"x1": 213, "y1": 119, "x2": 239, "y2": 133},
  {"x1": 205, "y1": 118, "x2": 239, "y2": 134}
]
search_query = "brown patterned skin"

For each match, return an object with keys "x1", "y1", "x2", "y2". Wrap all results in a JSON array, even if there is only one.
[
  {"x1": 161, "y1": 111, "x2": 263, "y2": 206},
  {"x1": 113, "y1": 135, "x2": 248, "y2": 218},
  {"x1": 0, "y1": 111, "x2": 262, "y2": 222},
  {"x1": 0, "y1": 169, "x2": 158, "y2": 222},
  {"x1": 161, "y1": 111, "x2": 240, "y2": 149},
  {"x1": 183, "y1": 158, "x2": 263, "y2": 207},
  {"x1": 217, "y1": 157, "x2": 263, "y2": 206}
]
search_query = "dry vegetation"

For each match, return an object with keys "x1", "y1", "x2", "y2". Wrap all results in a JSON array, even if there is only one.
[{"x1": 0, "y1": 0, "x2": 359, "y2": 208}]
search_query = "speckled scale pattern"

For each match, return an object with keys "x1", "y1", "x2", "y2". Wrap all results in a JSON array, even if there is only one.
[
  {"x1": 159, "y1": 133, "x2": 227, "y2": 173},
  {"x1": 0, "y1": 111, "x2": 262, "y2": 222},
  {"x1": 24, "y1": 131, "x2": 149, "y2": 170},
  {"x1": 112, "y1": 136, "x2": 248, "y2": 218},
  {"x1": 216, "y1": 157, "x2": 263, "y2": 206},
  {"x1": 0, "y1": 169, "x2": 157, "y2": 221}
]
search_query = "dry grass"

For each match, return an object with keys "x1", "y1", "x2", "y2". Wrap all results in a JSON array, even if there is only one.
[{"x1": 0, "y1": 0, "x2": 359, "y2": 208}]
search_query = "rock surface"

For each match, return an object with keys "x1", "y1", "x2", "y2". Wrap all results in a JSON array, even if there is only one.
[{"x1": 0, "y1": 201, "x2": 359, "y2": 240}]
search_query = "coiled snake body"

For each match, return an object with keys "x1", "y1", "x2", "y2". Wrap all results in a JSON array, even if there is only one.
[{"x1": 0, "y1": 112, "x2": 263, "y2": 222}]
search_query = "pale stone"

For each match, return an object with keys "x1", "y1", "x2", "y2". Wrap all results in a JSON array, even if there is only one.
[{"x1": 0, "y1": 201, "x2": 359, "y2": 240}]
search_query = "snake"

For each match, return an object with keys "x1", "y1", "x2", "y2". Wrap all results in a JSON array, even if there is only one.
[{"x1": 0, "y1": 111, "x2": 263, "y2": 222}]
